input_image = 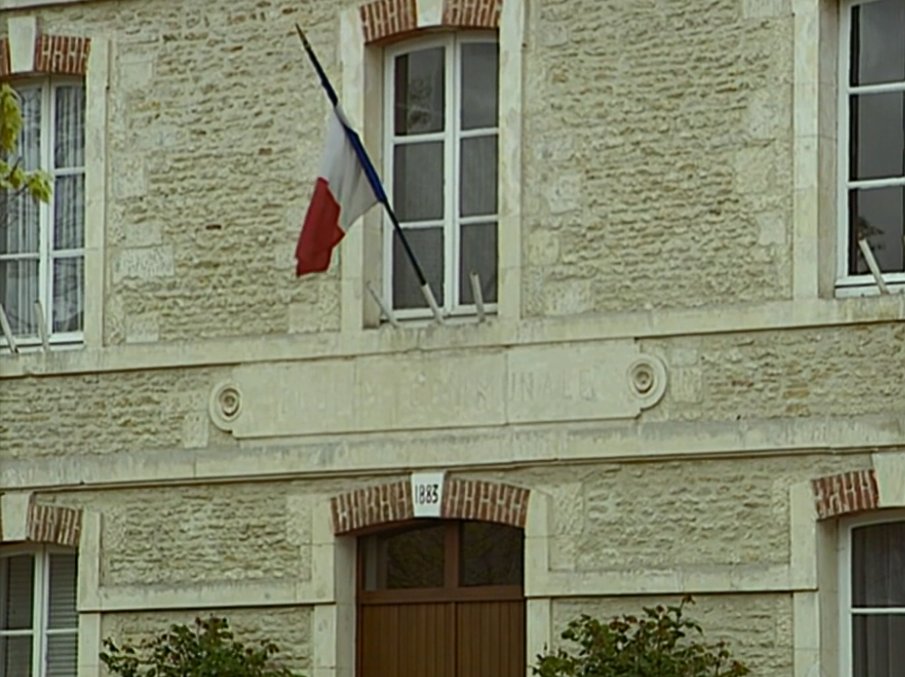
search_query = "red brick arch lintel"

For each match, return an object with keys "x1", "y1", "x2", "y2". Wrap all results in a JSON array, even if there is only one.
[
  {"x1": 0, "y1": 33, "x2": 91, "y2": 78},
  {"x1": 811, "y1": 468, "x2": 879, "y2": 520},
  {"x1": 330, "y1": 477, "x2": 530, "y2": 534},
  {"x1": 359, "y1": 0, "x2": 503, "y2": 44}
]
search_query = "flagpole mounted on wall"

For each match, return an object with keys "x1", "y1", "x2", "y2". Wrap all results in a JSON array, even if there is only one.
[{"x1": 294, "y1": 24, "x2": 445, "y2": 325}]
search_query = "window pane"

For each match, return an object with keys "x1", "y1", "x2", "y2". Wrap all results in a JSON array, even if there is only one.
[
  {"x1": 850, "y1": 92, "x2": 905, "y2": 180},
  {"x1": 0, "y1": 192, "x2": 40, "y2": 255},
  {"x1": 363, "y1": 524, "x2": 446, "y2": 590},
  {"x1": 461, "y1": 42, "x2": 499, "y2": 130},
  {"x1": 852, "y1": 522, "x2": 905, "y2": 607},
  {"x1": 848, "y1": 187, "x2": 905, "y2": 275},
  {"x1": 53, "y1": 174, "x2": 85, "y2": 250},
  {"x1": 0, "y1": 636, "x2": 33, "y2": 677},
  {"x1": 460, "y1": 135, "x2": 498, "y2": 217},
  {"x1": 394, "y1": 47, "x2": 445, "y2": 135},
  {"x1": 394, "y1": 141, "x2": 444, "y2": 221},
  {"x1": 1, "y1": 555, "x2": 34, "y2": 630},
  {"x1": 460, "y1": 522, "x2": 522, "y2": 587},
  {"x1": 393, "y1": 227, "x2": 443, "y2": 309},
  {"x1": 16, "y1": 88, "x2": 41, "y2": 171},
  {"x1": 0, "y1": 259, "x2": 39, "y2": 336},
  {"x1": 52, "y1": 257, "x2": 84, "y2": 333},
  {"x1": 45, "y1": 633, "x2": 77, "y2": 677},
  {"x1": 850, "y1": 0, "x2": 905, "y2": 86},
  {"x1": 47, "y1": 554, "x2": 78, "y2": 630},
  {"x1": 54, "y1": 85, "x2": 86, "y2": 170},
  {"x1": 852, "y1": 614, "x2": 905, "y2": 677},
  {"x1": 459, "y1": 222, "x2": 497, "y2": 304}
]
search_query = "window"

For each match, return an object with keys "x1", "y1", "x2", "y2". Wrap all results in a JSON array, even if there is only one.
[
  {"x1": 841, "y1": 516, "x2": 905, "y2": 677},
  {"x1": 0, "y1": 79, "x2": 86, "y2": 343},
  {"x1": 838, "y1": 0, "x2": 905, "y2": 291},
  {"x1": 0, "y1": 547, "x2": 78, "y2": 677},
  {"x1": 384, "y1": 34, "x2": 499, "y2": 316}
]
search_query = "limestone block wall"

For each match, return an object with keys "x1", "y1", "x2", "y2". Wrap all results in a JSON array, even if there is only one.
[
  {"x1": 552, "y1": 595, "x2": 794, "y2": 675},
  {"x1": 521, "y1": 0, "x2": 794, "y2": 316},
  {"x1": 100, "y1": 607, "x2": 311, "y2": 674},
  {"x1": 2, "y1": 0, "x2": 804, "y2": 343},
  {"x1": 0, "y1": 367, "x2": 224, "y2": 459},
  {"x1": 645, "y1": 322, "x2": 905, "y2": 422}
]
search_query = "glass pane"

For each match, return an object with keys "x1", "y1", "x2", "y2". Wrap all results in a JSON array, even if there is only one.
[
  {"x1": 54, "y1": 85, "x2": 86, "y2": 169},
  {"x1": 0, "y1": 191, "x2": 40, "y2": 255},
  {"x1": 848, "y1": 187, "x2": 905, "y2": 275},
  {"x1": 460, "y1": 522, "x2": 522, "y2": 587},
  {"x1": 394, "y1": 141, "x2": 444, "y2": 221},
  {"x1": 852, "y1": 614, "x2": 905, "y2": 677},
  {"x1": 0, "y1": 636, "x2": 33, "y2": 677},
  {"x1": 52, "y1": 257, "x2": 84, "y2": 333},
  {"x1": 459, "y1": 222, "x2": 497, "y2": 305},
  {"x1": 850, "y1": 92, "x2": 905, "y2": 180},
  {"x1": 852, "y1": 521, "x2": 905, "y2": 607},
  {"x1": 460, "y1": 135, "x2": 497, "y2": 217},
  {"x1": 17, "y1": 88, "x2": 41, "y2": 171},
  {"x1": 850, "y1": 0, "x2": 905, "y2": 86},
  {"x1": 393, "y1": 227, "x2": 443, "y2": 309},
  {"x1": 53, "y1": 174, "x2": 85, "y2": 250},
  {"x1": 461, "y1": 42, "x2": 499, "y2": 130},
  {"x1": 363, "y1": 524, "x2": 446, "y2": 590},
  {"x1": 47, "y1": 554, "x2": 78, "y2": 630},
  {"x1": 394, "y1": 47, "x2": 445, "y2": 135},
  {"x1": 45, "y1": 633, "x2": 77, "y2": 677},
  {"x1": 1, "y1": 555, "x2": 34, "y2": 630},
  {"x1": 0, "y1": 259, "x2": 39, "y2": 336}
]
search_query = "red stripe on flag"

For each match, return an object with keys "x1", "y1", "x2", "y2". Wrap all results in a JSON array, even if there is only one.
[{"x1": 296, "y1": 178, "x2": 344, "y2": 275}]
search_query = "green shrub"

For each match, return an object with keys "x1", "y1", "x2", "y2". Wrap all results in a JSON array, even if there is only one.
[
  {"x1": 100, "y1": 616, "x2": 303, "y2": 677},
  {"x1": 533, "y1": 596, "x2": 749, "y2": 677}
]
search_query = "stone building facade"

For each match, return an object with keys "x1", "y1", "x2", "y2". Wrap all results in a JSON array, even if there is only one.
[{"x1": 1, "y1": 0, "x2": 904, "y2": 676}]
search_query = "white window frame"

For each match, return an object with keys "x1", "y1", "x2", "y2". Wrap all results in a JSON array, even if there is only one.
[
  {"x1": 382, "y1": 31, "x2": 500, "y2": 319},
  {"x1": 838, "y1": 510, "x2": 905, "y2": 677},
  {"x1": 0, "y1": 544, "x2": 79, "y2": 677},
  {"x1": 1, "y1": 76, "x2": 86, "y2": 347},
  {"x1": 836, "y1": 0, "x2": 905, "y2": 294}
]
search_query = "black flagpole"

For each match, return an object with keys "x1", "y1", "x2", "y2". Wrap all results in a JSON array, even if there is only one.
[{"x1": 295, "y1": 24, "x2": 444, "y2": 320}]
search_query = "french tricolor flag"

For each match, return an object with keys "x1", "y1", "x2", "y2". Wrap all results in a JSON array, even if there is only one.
[
  {"x1": 294, "y1": 26, "x2": 386, "y2": 276},
  {"x1": 295, "y1": 105, "x2": 381, "y2": 275}
]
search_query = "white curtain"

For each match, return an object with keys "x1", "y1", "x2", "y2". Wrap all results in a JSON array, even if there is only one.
[
  {"x1": 51, "y1": 84, "x2": 85, "y2": 335},
  {"x1": 0, "y1": 88, "x2": 41, "y2": 336},
  {"x1": 851, "y1": 521, "x2": 905, "y2": 676}
]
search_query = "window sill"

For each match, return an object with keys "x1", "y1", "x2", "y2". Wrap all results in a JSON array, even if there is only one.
[
  {"x1": 835, "y1": 281, "x2": 905, "y2": 298},
  {"x1": 0, "y1": 337, "x2": 84, "y2": 356}
]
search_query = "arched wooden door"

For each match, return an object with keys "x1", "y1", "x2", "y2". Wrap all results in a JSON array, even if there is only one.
[{"x1": 357, "y1": 520, "x2": 525, "y2": 677}]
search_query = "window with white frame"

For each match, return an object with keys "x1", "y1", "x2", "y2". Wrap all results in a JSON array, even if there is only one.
[
  {"x1": 384, "y1": 33, "x2": 499, "y2": 316},
  {"x1": 838, "y1": 0, "x2": 905, "y2": 290},
  {"x1": 840, "y1": 516, "x2": 905, "y2": 677},
  {"x1": 0, "y1": 79, "x2": 86, "y2": 342},
  {"x1": 0, "y1": 547, "x2": 78, "y2": 677}
]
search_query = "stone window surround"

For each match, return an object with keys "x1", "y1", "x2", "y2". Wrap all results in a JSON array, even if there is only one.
[
  {"x1": 791, "y1": 0, "x2": 904, "y2": 299},
  {"x1": 337, "y1": 0, "x2": 523, "y2": 330},
  {"x1": 0, "y1": 16, "x2": 107, "y2": 349},
  {"x1": 0, "y1": 492, "x2": 95, "y2": 677}
]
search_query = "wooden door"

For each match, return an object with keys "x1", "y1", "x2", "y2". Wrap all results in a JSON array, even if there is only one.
[{"x1": 357, "y1": 521, "x2": 525, "y2": 677}]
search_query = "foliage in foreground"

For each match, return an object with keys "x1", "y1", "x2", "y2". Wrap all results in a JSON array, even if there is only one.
[
  {"x1": 100, "y1": 616, "x2": 303, "y2": 677},
  {"x1": 533, "y1": 596, "x2": 749, "y2": 677},
  {"x1": 0, "y1": 84, "x2": 51, "y2": 203}
]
